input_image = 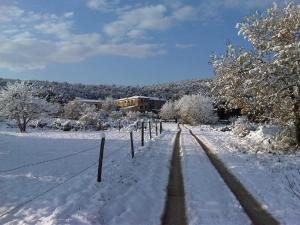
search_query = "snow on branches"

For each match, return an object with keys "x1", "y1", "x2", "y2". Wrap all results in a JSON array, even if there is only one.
[
  {"x1": 0, "y1": 81, "x2": 58, "y2": 132},
  {"x1": 159, "y1": 101, "x2": 176, "y2": 120},
  {"x1": 160, "y1": 94, "x2": 217, "y2": 125},
  {"x1": 211, "y1": 1, "x2": 300, "y2": 145}
]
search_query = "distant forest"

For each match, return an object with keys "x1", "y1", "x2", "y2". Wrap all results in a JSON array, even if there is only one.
[{"x1": 0, "y1": 77, "x2": 212, "y2": 104}]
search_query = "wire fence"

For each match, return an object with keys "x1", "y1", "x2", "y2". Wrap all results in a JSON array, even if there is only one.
[{"x1": 0, "y1": 122, "x2": 165, "y2": 220}]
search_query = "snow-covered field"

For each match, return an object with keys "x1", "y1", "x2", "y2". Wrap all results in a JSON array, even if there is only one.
[
  {"x1": 0, "y1": 123, "x2": 177, "y2": 225},
  {"x1": 2, "y1": 121, "x2": 299, "y2": 225},
  {"x1": 191, "y1": 125, "x2": 300, "y2": 225}
]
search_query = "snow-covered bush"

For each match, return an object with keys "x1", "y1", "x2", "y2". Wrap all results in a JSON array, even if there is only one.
[
  {"x1": 160, "y1": 101, "x2": 176, "y2": 120},
  {"x1": 126, "y1": 111, "x2": 142, "y2": 121},
  {"x1": 144, "y1": 111, "x2": 156, "y2": 119},
  {"x1": 110, "y1": 111, "x2": 123, "y2": 120},
  {"x1": 98, "y1": 110, "x2": 109, "y2": 120},
  {"x1": 0, "y1": 81, "x2": 58, "y2": 132},
  {"x1": 78, "y1": 112, "x2": 99, "y2": 129},
  {"x1": 64, "y1": 100, "x2": 84, "y2": 120},
  {"x1": 273, "y1": 126, "x2": 297, "y2": 152},
  {"x1": 62, "y1": 120, "x2": 72, "y2": 131},
  {"x1": 101, "y1": 97, "x2": 117, "y2": 112},
  {"x1": 232, "y1": 117, "x2": 254, "y2": 137},
  {"x1": 175, "y1": 94, "x2": 217, "y2": 125}
]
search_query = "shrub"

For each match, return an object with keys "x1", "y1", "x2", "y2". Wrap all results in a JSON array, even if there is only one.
[
  {"x1": 175, "y1": 94, "x2": 217, "y2": 125},
  {"x1": 232, "y1": 116, "x2": 253, "y2": 137}
]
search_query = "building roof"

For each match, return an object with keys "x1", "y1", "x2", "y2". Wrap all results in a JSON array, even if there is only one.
[
  {"x1": 117, "y1": 96, "x2": 166, "y2": 101},
  {"x1": 75, "y1": 98, "x2": 102, "y2": 104}
]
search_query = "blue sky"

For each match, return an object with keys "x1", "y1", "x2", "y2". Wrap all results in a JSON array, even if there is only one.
[{"x1": 0, "y1": 0, "x2": 287, "y2": 85}]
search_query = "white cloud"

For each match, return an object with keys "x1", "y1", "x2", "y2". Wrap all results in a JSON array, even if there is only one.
[
  {"x1": 0, "y1": 4, "x2": 164, "y2": 71},
  {"x1": 0, "y1": 5, "x2": 24, "y2": 22},
  {"x1": 34, "y1": 20, "x2": 73, "y2": 39},
  {"x1": 103, "y1": 4, "x2": 197, "y2": 40},
  {"x1": 86, "y1": 0, "x2": 119, "y2": 11},
  {"x1": 172, "y1": 5, "x2": 197, "y2": 21},
  {"x1": 64, "y1": 12, "x2": 74, "y2": 18},
  {"x1": 175, "y1": 43, "x2": 196, "y2": 49}
]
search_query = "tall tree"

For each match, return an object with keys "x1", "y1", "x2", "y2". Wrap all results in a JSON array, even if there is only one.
[
  {"x1": 236, "y1": 1, "x2": 300, "y2": 144},
  {"x1": 212, "y1": 1, "x2": 300, "y2": 145}
]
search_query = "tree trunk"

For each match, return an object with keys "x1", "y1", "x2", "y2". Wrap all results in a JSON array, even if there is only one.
[
  {"x1": 294, "y1": 98, "x2": 300, "y2": 145},
  {"x1": 18, "y1": 119, "x2": 27, "y2": 133},
  {"x1": 290, "y1": 86, "x2": 300, "y2": 145},
  {"x1": 295, "y1": 115, "x2": 300, "y2": 146}
]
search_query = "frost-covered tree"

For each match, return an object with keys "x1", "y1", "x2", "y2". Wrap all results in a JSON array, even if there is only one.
[
  {"x1": 211, "y1": 43, "x2": 267, "y2": 120},
  {"x1": 0, "y1": 82, "x2": 57, "y2": 132},
  {"x1": 101, "y1": 97, "x2": 117, "y2": 112},
  {"x1": 212, "y1": 1, "x2": 300, "y2": 145},
  {"x1": 175, "y1": 94, "x2": 217, "y2": 125},
  {"x1": 64, "y1": 100, "x2": 84, "y2": 120},
  {"x1": 159, "y1": 101, "x2": 176, "y2": 120},
  {"x1": 237, "y1": 1, "x2": 300, "y2": 144},
  {"x1": 110, "y1": 111, "x2": 123, "y2": 120}
]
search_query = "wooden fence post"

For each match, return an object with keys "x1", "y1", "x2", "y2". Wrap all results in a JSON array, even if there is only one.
[
  {"x1": 141, "y1": 120, "x2": 144, "y2": 146},
  {"x1": 155, "y1": 120, "x2": 158, "y2": 136},
  {"x1": 160, "y1": 120, "x2": 163, "y2": 134},
  {"x1": 97, "y1": 133, "x2": 106, "y2": 182},
  {"x1": 118, "y1": 120, "x2": 121, "y2": 132},
  {"x1": 130, "y1": 130, "x2": 134, "y2": 158},
  {"x1": 149, "y1": 120, "x2": 152, "y2": 139}
]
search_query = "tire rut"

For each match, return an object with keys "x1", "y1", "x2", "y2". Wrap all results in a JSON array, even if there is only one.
[
  {"x1": 188, "y1": 127, "x2": 280, "y2": 225},
  {"x1": 161, "y1": 127, "x2": 187, "y2": 225}
]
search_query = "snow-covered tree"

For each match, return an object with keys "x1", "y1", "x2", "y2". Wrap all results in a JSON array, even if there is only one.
[
  {"x1": 63, "y1": 100, "x2": 84, "y2": 120},
  {"x1": 175, "y1": 94, "x2": 217, "y2": 125},
  {"x1": 212, "y1": 1, "x2": 300, "y2": 145},
  {"x1": 160, "y1": 101, "x2": 176, "y2": 120},
  {"x1": 211, "y1": 43, "x2": 266, "y2": 121},
  {"x1": 237, "y1": 1, "x2": 300, "y2": 144},
  {"x1": 110, "y1": 111, "x2": 123, "y2": 120},
  {"x1": 101, "y1": 97, "x2": 117, "y2": 112},
  {"x1": 0, "y1": 82, "x2": 57, "y2": 132}
]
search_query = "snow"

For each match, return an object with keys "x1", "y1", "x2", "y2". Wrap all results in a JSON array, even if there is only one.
[
  {"x1": 180, "y1": 127, "x2": 251, "y2": 225},
  {"x1": 0, "y1": 123, "x2": 178, "y2": 225},
  {"x1": 190, "y1": 125, "x2": 300, "y2": 225},
  {"x1": 2, "y1": 121, "x2": 298, "y2": 224},
  {"x1": 117, "y1": 96, "x2": 166, "y2": 101}
]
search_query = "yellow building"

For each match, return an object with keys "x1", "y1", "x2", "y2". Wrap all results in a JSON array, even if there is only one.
[{"x1": 116, "y1": 96, "x2": 166, "y2": 113}]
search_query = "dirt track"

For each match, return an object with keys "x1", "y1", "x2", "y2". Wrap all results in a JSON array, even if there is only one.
[
  {"x1": 161, "y1": 128, "x2": 187, "y2": 225},
  {"x1": 189, "y1": 128, "x2": 279, "y2": 225},
  {"x1": 161, "y1": 125, "x2": 279, "y2": 225}
]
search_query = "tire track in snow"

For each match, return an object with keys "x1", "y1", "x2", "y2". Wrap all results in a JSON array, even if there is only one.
[
  {"x1": 161, "y1": 126, "x2": 187, "y2": 225},
  {"x1": 188, "y1": 127, "x2": 279, "y2": 225}
]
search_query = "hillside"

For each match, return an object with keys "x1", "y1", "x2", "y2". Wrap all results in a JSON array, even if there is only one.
[{"x1": 0, "y1": 77, "x2": 212, "y2": 103}]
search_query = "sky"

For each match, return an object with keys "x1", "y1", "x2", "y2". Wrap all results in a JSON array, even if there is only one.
[{"x1": 0, "y1": 0, "x2": 290, "y2": 85}]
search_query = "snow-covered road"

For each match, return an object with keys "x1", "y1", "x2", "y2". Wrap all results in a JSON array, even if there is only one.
[
  {"x1": 180, "y1": 127, "x2": 251, "y2": 225},
  {"x1": 0, "y1": 125, "x2": 177, "y2": 225}
]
